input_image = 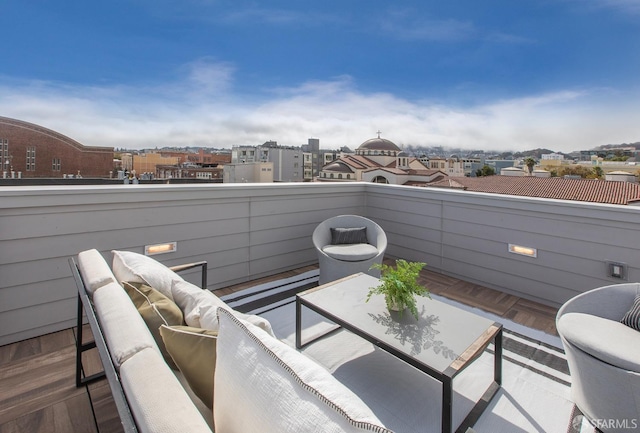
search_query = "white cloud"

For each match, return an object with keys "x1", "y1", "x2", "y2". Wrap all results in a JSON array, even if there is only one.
[
  {"x1": 379, "y1": 9, "x2": 476, "y2": 42},
  {"x1": 1, "y1": 71, "x2": 639, "y2": 153},
  {"x1": 182, "y1": 57, "x2": 236, "y2": 96},
  {"x1": 592, "y1": 0, "x2": 640, "y2": 14}
]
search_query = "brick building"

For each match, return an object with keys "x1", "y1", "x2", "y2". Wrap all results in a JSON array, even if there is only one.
[{"x1": 0, "y1": 117, "x2": 113, "y2": 178}]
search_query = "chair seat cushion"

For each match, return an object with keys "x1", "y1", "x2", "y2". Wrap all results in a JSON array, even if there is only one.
[
  {"x1": 322, "y1": 243, "x2": 379, "y2": 262},
  {"x1": 557, "y1": 312, "x2": 640, "y2": 373}
]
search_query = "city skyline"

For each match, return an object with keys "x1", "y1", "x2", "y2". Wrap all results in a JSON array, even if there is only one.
[{"x1": 1, "y1": 1, "x2": 640, "y2": 152}]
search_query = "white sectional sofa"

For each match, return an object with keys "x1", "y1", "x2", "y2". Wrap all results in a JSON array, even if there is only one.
[{"x1": 71, "y1": 249, "x2": 393, "y2": 433}]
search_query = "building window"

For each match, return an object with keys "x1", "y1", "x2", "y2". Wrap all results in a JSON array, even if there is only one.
[
  {"x1": 52, "y1": 158, "x2": 61, "y2": 171},
  {"x1": 0, "y1": 139, "x2": 8, "y2": 170},
  {"x1": 26, "y1": 147, "x2": 36, "y2": 171}
]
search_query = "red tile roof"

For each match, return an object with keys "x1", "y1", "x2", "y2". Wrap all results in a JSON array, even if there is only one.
[{"x1": 428, "y1": 176, "x2": 640, "y2": 205}]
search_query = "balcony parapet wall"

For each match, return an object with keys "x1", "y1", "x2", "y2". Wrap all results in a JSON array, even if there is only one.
[{"x1": 1, "y1": 182, "x2": 638, "y2": 345}]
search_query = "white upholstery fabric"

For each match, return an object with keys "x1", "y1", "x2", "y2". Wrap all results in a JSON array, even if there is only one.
[
  {"x1": 112, "y1": 250, "x2": 183, "y2": 300},
  {"x1": 120, "y1": 347, "x2": 212, "y2": 433},
  {"x1": 171, "y1": 279, "x2": 227, "y2": 327},
  {"x1": 77, "y1": 249, "x2": 117, "y2": 295},
  {"x1": 557, "y1": 313, "x2": 640, "y2": 372},
  {"x1": 312, "y1": 215, "x2": 387, "y2": 285},
  {"x1": 322, "y1": 244, "x2": 379, "y2": 262},
  {"x1": 92, "y1": 282, "x2": 159, "y2": 368},
  {"x1": 172, "y1": 279, "x2": 275, "y2": 337},
  {"x1": 557, "y1": 283, "x2": 640, "y2": 432},
  {"x1": 214, "y1": 308, "x2": 392, "y2": 433}
]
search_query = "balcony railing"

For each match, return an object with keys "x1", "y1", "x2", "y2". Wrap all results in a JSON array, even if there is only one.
[{"x1": 1, "y1": 182, "x2": 638, "y2": 346}]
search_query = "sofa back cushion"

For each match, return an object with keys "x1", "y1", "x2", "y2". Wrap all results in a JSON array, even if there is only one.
[
  {"x1": 112, "y1": 250, "x2": 182, "y2": 300},
  {"x1": 120, "y1": 347, "x2": 212, "y2": 433},
  {"x1": 92, "y1": 282, "x2": 159, "y2": 368},
  {"x1": 77, "y1": 249, "x2": 117, "y2": 296},
  {"x1": 213, "y1": 308, "x2": 392, "y2": 433}
]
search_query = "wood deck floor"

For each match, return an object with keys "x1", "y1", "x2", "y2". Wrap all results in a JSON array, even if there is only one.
[{"x1": 0, "y1": 264, "x2": 559, "y2": 433}]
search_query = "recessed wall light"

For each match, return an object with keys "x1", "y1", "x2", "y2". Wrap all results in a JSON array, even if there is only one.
[
  {"x1": 508, "y1": 244, "x2": 537, "y2": 258},
  {"x1": 145, "y1": 242, "x2": 177, "y2": 256}
]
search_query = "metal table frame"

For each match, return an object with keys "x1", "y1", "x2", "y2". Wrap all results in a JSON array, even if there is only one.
[{"x1": 295, "y1": 275, "x2": 502, "y2": 433}]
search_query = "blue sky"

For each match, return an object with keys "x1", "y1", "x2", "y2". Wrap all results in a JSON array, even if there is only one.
[{"x1": 1, "y1": 0, "x2": 640, "y2": 152}]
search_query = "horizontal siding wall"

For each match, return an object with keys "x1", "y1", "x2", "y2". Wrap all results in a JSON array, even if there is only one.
[
  {"x1": 0, "y1": 183, "x2": 366, "y2": 346},
  {"x1": 1, "y1": 181, "x2": 639, "y2": 345},
  {"x1": 365, "y1": 184, "x2": 640, "y2": 307}
]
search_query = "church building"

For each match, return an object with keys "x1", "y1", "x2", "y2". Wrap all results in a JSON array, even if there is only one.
[{"x1": 317, "y1": 134, "x2": 447, "y2": 186}]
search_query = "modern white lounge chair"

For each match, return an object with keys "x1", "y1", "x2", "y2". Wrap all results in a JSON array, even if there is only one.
[
  {"x1": 312, "y1": 215, "x2": 387, "y2": 285},
  {"x1": 556, "y1": 283, "x2": 640, "y2": 433}
]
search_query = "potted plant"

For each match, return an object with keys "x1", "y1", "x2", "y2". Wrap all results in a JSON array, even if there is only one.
[{"x1": 366, "y1": 259, "x2": 430, "y2": 320}]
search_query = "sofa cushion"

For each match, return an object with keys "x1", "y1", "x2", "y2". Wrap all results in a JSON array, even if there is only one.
[
  {"x1": 77, "y1": 249, "x2": 117, "y2": 296},
  {"x1": 160, "y1": 325, "x2": 217, "y2": 409},
  {"x1": 92, "y1": 282, "x2": 159, "y2": 368},
  {"x1": 322, "y1": 244, "x2": 379, "y2": 262},
  {"x1": 120, "y1": 347, "x2": 212, "y2": 433},
  {"x1": 123, "y1": 281, "x2": 185, "y2": 369},
  {"x1": 214, "y1": 308, "x2": 393, "y2": 433},
  {"x1": 112, "y1": 250, "x2": 182, "y2": 300},
  {"x1": 621, "y1": 294, "x2": 640, "y2": 331},
  {"x1": 557, "y1": 312, "x2": 640, "y2": 373},
  {"x1": 171, "y1": 279, "x2": 275, "y2": 337},
  {"x1": 330, "y1": 227, "x2": 368, "y2": 245}
]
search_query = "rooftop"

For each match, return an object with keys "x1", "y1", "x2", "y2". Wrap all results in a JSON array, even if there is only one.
[
  {"x1": 1, "y1": 181, "x2": 637, "y2": 432},
  {"x1": 429, "y1": 175, "x2": 640, "y2": 205}
]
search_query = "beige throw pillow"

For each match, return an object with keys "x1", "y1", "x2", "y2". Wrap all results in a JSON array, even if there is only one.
[
  {"x1": 123, "y1": 281, "x2": 185, "y2": 369},
  {"x1": 160, "y1": 325, "x2": 218, "y2": 409}
]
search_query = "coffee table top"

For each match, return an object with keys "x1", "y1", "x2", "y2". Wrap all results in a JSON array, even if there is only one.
[{"x1": 299, "y1": 273, "x2": 501, "y2": 375}]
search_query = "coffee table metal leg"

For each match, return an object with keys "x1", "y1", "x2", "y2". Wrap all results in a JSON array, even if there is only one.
[
  {"x1": 442, "y1": 377, "x2": 453, "y2": 433},
  {"x1": 296, "y1": 297, "x2": 302, "y2": 349},
  {"x1": 495, "y1": 327, "x2": 503, "y2": 385}
]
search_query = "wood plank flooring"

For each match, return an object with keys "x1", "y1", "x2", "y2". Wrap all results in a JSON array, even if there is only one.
[{"x1": 0, "y1": 264, "x2": 559, "y2": 432}]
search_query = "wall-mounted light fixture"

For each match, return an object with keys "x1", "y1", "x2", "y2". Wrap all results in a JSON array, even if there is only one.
[
  {"x1": 145, "y1": 241, "x2": 177, "y2": 256},
  {"x1": 508, "y1": 244, "x2": 537, "y2": 258},
  {"x1": 607, "y1": 261, "x2": 627, "y2": 280}
]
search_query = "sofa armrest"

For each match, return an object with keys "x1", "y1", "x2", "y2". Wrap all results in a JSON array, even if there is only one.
[
  {"x1": 169, "y1": 261, "x2": 207, "y2": 290},
  {"x1": 69, "y1": 257, "x2": 138, "y2": 432}
]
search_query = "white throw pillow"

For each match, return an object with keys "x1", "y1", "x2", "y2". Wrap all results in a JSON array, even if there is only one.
[
  {"x1": 112, "y1": 250, "x2": 183, "y2": 300},
  {"x1": 171, "y1": 279, "x2": 275, "y2": 337},
  {"x1": 171, "y1": 279, "x2": 227, "y2": 328},
  {"x1": 214, "y1": 308, "x2": 393, "y2": 433}
]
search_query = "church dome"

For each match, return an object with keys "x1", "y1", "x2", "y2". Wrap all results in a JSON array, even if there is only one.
[
  {"x1": 357, "y1": 137, "x2": 401, "y2": 152},
  {"x1": 323, "y1": 161, "x2": 353, "y2": 173}
]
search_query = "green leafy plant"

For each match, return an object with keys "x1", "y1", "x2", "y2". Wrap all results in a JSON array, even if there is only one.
[{"x1": 366, "y1": 259, "x2": 430, "y2": 320}]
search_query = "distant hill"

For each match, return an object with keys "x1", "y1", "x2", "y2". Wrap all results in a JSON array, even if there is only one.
[
  {"x1": 498, "y1": 148, "x2": 566, "y2": 160},
  {"x1": 594, "y1": 142, "x2": 640, "y2": 151}
]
